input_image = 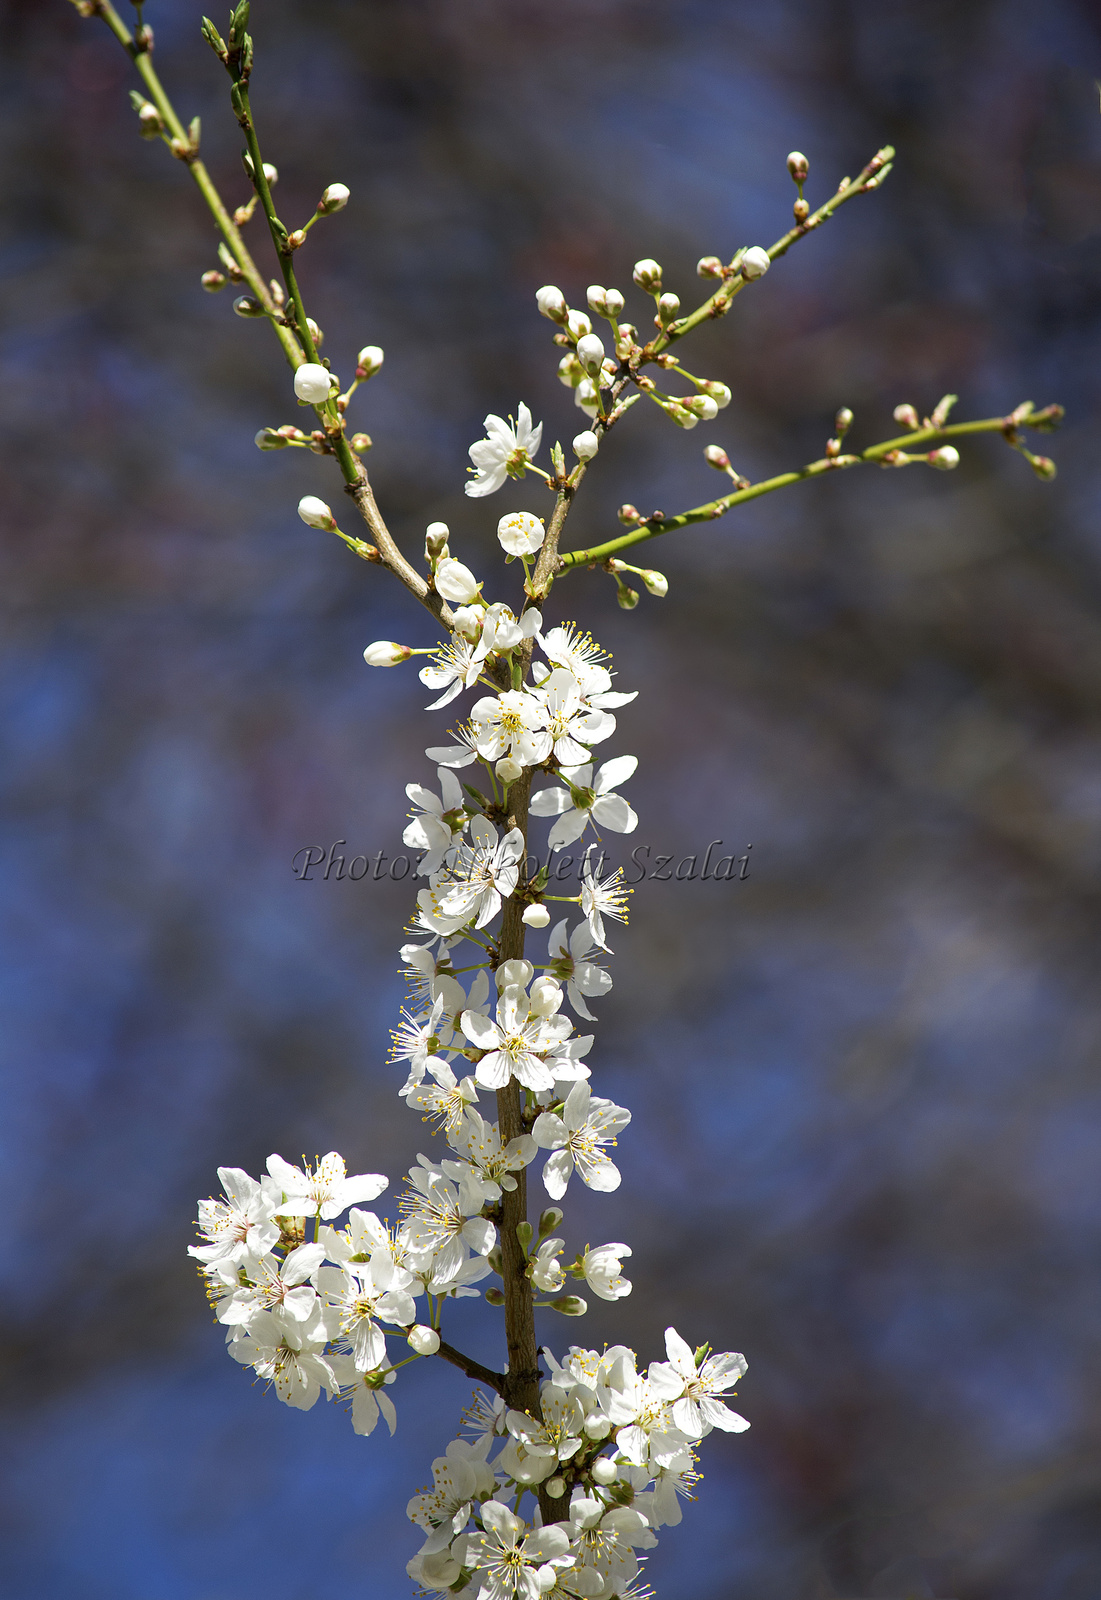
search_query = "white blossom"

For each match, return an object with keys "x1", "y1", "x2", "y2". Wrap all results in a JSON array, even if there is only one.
[
  {"x1": 266, "y1": 1151, "x2": 388, "y2": 1220},
  {"x1": 532, "y1": 1081, "x2": 631, "y2": 1199},
  {"x1": 434, "y1": 819, "x2": 525, "y2": 929},
  {"x1": 469, "y1": 689, "x2": 548, "y2": 766},
  {"x1": 579, "y1": 855, "x2": 631, "y2": 952},
  {"x1": 404, "y1": 1058, "x2": 480, "y2": 1134},
  {"x1": 399, "y1": 1160, "x2": 496, "y2": 1278},
  {"x1": 215, "y1": 1241, "x2": 326, "y2": 1330},
  {"x1": 461, "y1": 985, "x2": 572, "y2": 1094},
  {"x1": 434, "y1": 556, "x2": 482, "y2": 604},
  {"x1": 580, "y1": 1242, "x2": 632, "y2": 1301},
  {"x1": 506, "y1": 1384, "x2": 585, "y2": 1465},
  {"x1": 647, "y1": 1325, "x2": 749, "y2": 1439},
  {"x1": 465, "y1": 1500, "x2": 572, "y2": 1598},
  {"x1": 547, "y1": 920, "x2": 612, "y2": 1021},
  {"x1": 408, "y1": 1437, "x2": 496, "y2": 1552},
  {"x1": 330, "y1": 1353, "x2": 398, "y2": 1436},
  {"x1": 530, "y1": 756, "x2": 638, "y2": 851},
  {"x1": 465, "y1": 404, "x2": 543, "y2": 498},
  {"x1": 403, "y1": 768, "x2": 466, "y2": 874},
  {"x1": 227, "y1": 1307, "x2": 338, "y2": 1410},
  {"x1": 316, "y1": 1255, "x2": 417, "y2": 1370},
  {"x1": 498, "y1": 511, "x2": 546, "y2": 556},
  {"x1": 189, "y1": 1166, "x2": 280, "y2": 1270}
]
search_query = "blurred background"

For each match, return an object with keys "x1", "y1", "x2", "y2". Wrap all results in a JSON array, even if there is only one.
[{"x1": 2, "y1": 0, "x2": 1100, "y2": 1595}]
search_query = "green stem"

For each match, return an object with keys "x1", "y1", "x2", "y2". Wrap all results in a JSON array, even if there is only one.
[
  {"x1": 558, "y1": 413, "x2": 1035, "y2": 569},
  {"x1": 89, "y1": 0, "x2": 301, "y2": 368},
  {"x1": 646, "y1": 145, "x2": 894, "y2": 359}
]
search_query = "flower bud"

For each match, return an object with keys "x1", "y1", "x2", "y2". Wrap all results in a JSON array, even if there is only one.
[
  {"x1": 496, "y1": 756, "x2": 524, "y2": 785},
  {"x1": 787, "y1": 151, "x2": 809, "y2": 184},
  {"x1": 584, "y1": 1413, "x2": 612, "y2": 1439},
  {"x1": 550, "y1": 1295, "x2": 588, "y2": 1316},
  {"x1": 927, "y1": 446, "x2": 960, "y2": 470},
  {"x1": 617, "y1": 504, "x2": 641, "y2": 524},
  {"x1": 632, "y1": 258, "x2": 663, "y2": 292},
  {"x1": 286, "y1": 229, "x2": 306, "y2": 251},
  {"x1": 591, "y1": 1458, "x2": 618, "y2": 1485},
  {"x1": 452, "y1": 606, "x2": 481, "y2": 640},
  {"x1": 793, "y1": 198, "x2": 810, "y2": 224},
  {"x1": 536, "y1": 285, "x2": 568, "y2": 323},
  {"x1": 233, "y1": 295, "x2": 266, "y2": 318},
  {"x1": 297, "y1": 495, "x2": 336, "y2": 529},
  {"x1": 893, "y1": 403, "x2": 920, "y2": 429},
  {"x1": 424, "y1": 521, "x2": 450, "y2": 560},
  {"x1": 137, "y1": 102, "x2": 163, "y2": 139},
  {"x1": 575, "y1": 333, "x2": 605, "y2": 374},
  {"x1": 306, "y1": 318, "x2": 324, "y2": 348},
  {"x1": 705, "y1": 444, "x2": 731, "y2": 470},
  {"x1": 697, "y1": 255, "x2": 724, "y2": 278},
  {"x1": 740, "y1": 246, "x2": 771, "y2": 280},
  {"x1": 835, "y1": 406, "x2": 854, "y2": 437},
  {"x1": 522, "y1": 904, "x2": 550, "y2": 929},
  {"x1": 318, "y1": 182, "x2": 350, "y2": 214},
  {"x1": 356, "y1": 345, "x2": 384, "y2": 378},
  {"x1": 617, "y1": 584, "x2": 639, "y2": 610},
  {"x1": 686, "y1": 394, "x2": 718, "y2": 421},
  {"x1": 363, "y1": 641, "x2": 412, "y2": 667},
  {"x1": 557, "y1": 354, "x2": 583, "y2": 389},
  {"x1": 406, "y1": 1323, "x2": 440, "y2": 1355},
  {"x1": 586, "y1": 285, "x2": 608, "y2": 314},
  {"x1": 201, "y1": 270, "x2": 227, "y2": 292},
  {"x1": 572, "y1": 430, "x2": 599, "y2": 462},
  {"x1": 293, "y1": 363, "x2": 332, "y2": 403},
  {"x1": 1030, "y1": 455, "x2": 1057, "y2": 480},
  {"x1": 699, "y1": 380, "x2": 731, "y2": 409},
  {"x1": 434, "y1": 556, "x2": 480, "y2": 603},
  {"x1": 255, "y1": 428, "x2": 287, "y2": 451},
  {"x1": 546, "y1": 1477, "x2": 566, "y2": 1499},
  {"x1": 641, "y1": 569, "x2": 668, "y2": 598},
  {"x1": 657, "y1": 291, "x2": 680, "y2": 324},
  {"x1": 484, "y1": 1287, "x2": 505, "y2": 1307},
  {"x1": 567, "y1": 309, "x2": 592, "y2": 340},
  {"x1": 262, "y1": 163, "x2": 278, "y2": 186},
  {"x1": 496, "y1": 959, "x2": 534, "y2": 990},
  {"x1": 350, "y1": 432, "x2": 373, "y2": 453},
  {"x1": 604, "y1": 288, "x2": 625, "y2": 316}
]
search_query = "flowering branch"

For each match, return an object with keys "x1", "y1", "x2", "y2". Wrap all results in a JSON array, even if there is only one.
[{"x1": 69, "y1": 4, "x2": 1062, "y2": 1594}]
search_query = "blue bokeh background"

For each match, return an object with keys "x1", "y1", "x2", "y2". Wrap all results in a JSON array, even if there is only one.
[{"x1": 2, "y1": 1, "x2": 1101, "y2": 1595}]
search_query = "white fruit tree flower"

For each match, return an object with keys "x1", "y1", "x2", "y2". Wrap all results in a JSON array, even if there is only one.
[{"x1": 72, "y1": 3, "x2": 1062, "y2": 1592}]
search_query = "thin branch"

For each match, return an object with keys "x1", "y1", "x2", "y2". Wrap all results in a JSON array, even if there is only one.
[
  {"x1": 644, "y1": 145, "x2": 895, "y2": 359},
  {"x1": 436, "y1": 1340, "x2": 506, "y2": 1397},
  {"x1": 558, "y1": 407, "x2": 1062, "y2": 570}
]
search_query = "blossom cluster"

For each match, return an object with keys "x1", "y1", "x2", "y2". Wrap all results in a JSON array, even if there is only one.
[{"x1": 192, "y1": 408, "x2": 749, "y2": 1598}]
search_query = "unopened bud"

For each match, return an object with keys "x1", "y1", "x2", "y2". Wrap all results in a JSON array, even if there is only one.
[
  {"x1": 233, "y1": 295, "x2": 265, "y2": 318},
  {"x1": 575, "y1": 333, "x2": 605, "y2": 374},
  {"x1": 350, "y1": 432, "x2": 373, "y2": 453},
  {"x1": 434, "y1": 556, "x2": 480, "y2": 604},
  {"x1": 356, "y1": 344, "x2": 384, "y2": 378},
  {"x1": 558, "y1": 354, "x2": 583, "y2": 389},
  {"x1": 298, "y1": 495, "x2": 336, "y2": 529},
  {"x1": 893, "y1": 403, "x2": 920, "y2": 429},
  {"x1": 617, "y1": 504, "x2": 641, "y2": 524},
  {"x1": 424, "y1": 523, "x2": 450, "y2": 562},
  {"x1": 684, "y1": 394, "x2": 718, "y2": 421},
  {"x1": 787, "y1": 151, "x2": 809, "y2": 184},
  {"x1": 604, "y1": 288, "x2": 625, "y2": 316},
  {"x1": 632, "y1": 257, "x2": 663, "y2": 292},
  {"x1": 1030, "y1": 454, "x2": 1057, "y2": 480},
  {"x1": 657, "y1": 292, "x2": 681, "y2": 326},
  {"x1": 572, "y1": 429, "x2": 599, "y2": 462},
  {"x1": 497, "y1": 959, "x2": 534, "y2": 990},
  {"x1": 496, "y1": 757, "x2": 524, "y2": 785},
  {"x1": 286, "y1": 229, "x2": 306, "y2": 250},
  {"x1": 306, "y1": 318, "x2": 323, "y2": 348},
  {"x1": 927, "y1": 446, "x2": 960, "y2": 471},
  {"x1": 485, "y1": 1287, "x2": 505, "y2": 1307},
  {"x1": 318, "y1": 182, "x2": 350, "y2": 214},
  {"x1": 835, "y1": 407, "x2": 853, "y2": 437},
  {"x1": 705, "y1": 444, "x2": 731, "y2": 470},
  {"x1": 363, "y1": 640, "x2": 412, "y2": 667},
  {"x1": 591, "y1": 1458, "x2": 618, "y2": 1485},
  {"x1": 201, "y1": 270, "x2": 227, "y2": 292},
  {"x1": 137, "y1": 102, "x2": 163, "y2": 138},
  {"x1": 699, "y1": 380, "x2": 731, "y2": 408},
  {"x1": 536, "y1": 285, "x2": 568, "y2": 323},
  {"x1": 522, "y1": 903, "x2": 550, "y2": 928},
  {"x1": 617, "y1": 584, "x2": 639, "y2": 610},
  {"x1": 584, "y1": 1413, "x2": 612, "y2": 1439},
  {"x1": 641, "y1": 569, "x2": 668, "y2": 598},
  {"x1": 793, "y1": 198, "x2": 810, "y2": 223},
  {"x1": 407, "y1": 1324, "x2": 440, "y2": 1355},
  {"x1": 293, "y1": 363, "x2": 332, "y2": 404},
  {"x1": 586, "y1": 285, "x2": 608, "y2": 314},
  {"x1": 255, "y1": 428, "x2": 287, "y2": 451},
  {"x1": 546, "y1": 1476, "x2": 566, "y2": 1498},
  {"x1": 550, "y1": 1295, "x2": 588, "y2": 1316},
  {"x1": 567, "y1": 309, "x2": 592, "y2": 340},
  {"x1": 697, "y1": 255, "x2": 724, "y2": 278},
  {"x1": 740, "y1": 246, "x2": 771, "y2": 280},
  {"x1": 262, "y1": 163, "x2": 278, "y2": 186}
]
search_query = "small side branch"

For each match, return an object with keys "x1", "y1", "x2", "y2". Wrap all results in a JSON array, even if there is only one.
[
  {"x1": 436, "y1": 1339, "x2": 506, "y2": 1397},
  {"x1": 559, "y1": 406, "x2": 1063, "y2": 570}
]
